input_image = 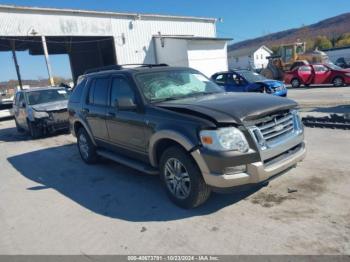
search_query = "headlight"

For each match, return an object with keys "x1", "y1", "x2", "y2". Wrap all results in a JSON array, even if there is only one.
[
  {"x1": 200, "y1": 127, "x2": 249, "y2": 152},
  {"x1": 33, "y1": 110, "x2": 49, "y2": 118},
  {"x1": 291, "y1": 110, "x2": 303, "y2": 132},
  {"x1": 345, "y1": 73, "x2": 350, "y2": 77}
]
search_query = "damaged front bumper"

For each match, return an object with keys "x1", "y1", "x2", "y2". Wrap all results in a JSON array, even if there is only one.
[{"x1": 32, "y1": 111, "x2": 69, "y2": 133}]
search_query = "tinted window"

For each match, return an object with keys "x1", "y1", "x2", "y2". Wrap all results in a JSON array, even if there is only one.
[
  {"x1": 214, "y1": 74, "x2": 225, "y2": 84},
  {"x1": 88, "y1": 77, "x2": 109, "y2": 106},
  {"x1": 110, "y1": 78, "x2": 135, "y2": 107},
  {"x1": 69, "y1": 78, "x2": 86, "y2": 103},
  {"x1": 18, "y1": 93, "x2": 24, "y2": 104},
  {"x1": 14, "y1": 93, "x2": 20, "y2": 105}
]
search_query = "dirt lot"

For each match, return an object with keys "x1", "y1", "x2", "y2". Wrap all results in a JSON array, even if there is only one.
[{"x1": 0, "y1": 119, "x2": 349, "y2": 255}]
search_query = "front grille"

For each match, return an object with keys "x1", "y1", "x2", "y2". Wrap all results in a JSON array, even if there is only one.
[{"x1": 256, "y1": 112, "x2": 294, "y2": 143}]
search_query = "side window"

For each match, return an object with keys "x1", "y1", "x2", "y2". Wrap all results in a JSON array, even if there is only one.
[
  {"x1": 314, "y1": 65, "x2": 328, "y2": 72},
  {"x1": 299, "y1": 66, "x2": 311, "y2": 72},
  {"x1": 69, "y1": 78, "x2": 86, "y2": 103},
  {"x1": 110, "y1": 77, "x2": 135, "y2": 107},
  {"x1": 227, "y1": 73, "x2": 243, "y2": 86},
  {"x1": 14, "y1": 93, "x2": 20, "y2": 105},
  {"x1": 18, "y1": 93, "x2": 25, "y2": 106},
  {"x1": 214, "y1": 74, "x2": 225, "y2": 84},
  {"x1": 88, "y1": 77, "x2": 109, "y2": 106}
]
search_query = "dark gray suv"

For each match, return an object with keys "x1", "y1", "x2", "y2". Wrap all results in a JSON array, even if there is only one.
[{"x1": 68, "y1": 64, "x2": 306, "y2": 208}]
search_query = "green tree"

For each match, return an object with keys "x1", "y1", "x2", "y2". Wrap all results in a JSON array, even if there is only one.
[
  {"x1": 335, "y1": 33, "x2": 350, "y2": 47},
  {"x1": 314, "y1": 36, "x2": 332, "y2": 50},
  {"x1": 305, "y1": 38, "x2": 315, "y2": 51},
  {"x1": 269, "y1": 45, "x2": 280, "y2": 55}
]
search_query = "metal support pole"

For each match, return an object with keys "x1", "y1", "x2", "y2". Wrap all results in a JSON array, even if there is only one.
[
  {"x1": 10, "y1": 40, "x2": 23, "y2": 90},
  {"x1": 41, "y1": 35, "x2": 55, "y2": 86}
]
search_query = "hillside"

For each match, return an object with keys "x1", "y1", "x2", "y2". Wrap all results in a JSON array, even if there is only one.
[{"x1": 228, "y1": 12, "x2": 350, "y2": 51}]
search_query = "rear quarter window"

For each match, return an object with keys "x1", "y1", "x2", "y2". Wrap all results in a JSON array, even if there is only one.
[{"x1": 69, "y1": 79, "x2": 86, "y2": 103}]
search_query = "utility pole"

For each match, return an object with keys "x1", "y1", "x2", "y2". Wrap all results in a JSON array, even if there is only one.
[
  {"x1": 10, "y1": 40, "x2": 23, "y2": 90},
  {"x1": 41, "y1": 35, "x2": 55, "y2": 86}
]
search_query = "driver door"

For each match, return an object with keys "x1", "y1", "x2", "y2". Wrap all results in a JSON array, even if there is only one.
[{"x1": 106, "y1": 76, "x2": 147, "y2": 156}]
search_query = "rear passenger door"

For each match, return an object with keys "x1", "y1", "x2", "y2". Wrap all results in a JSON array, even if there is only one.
[
  {"x1": 106, "y1": 76, "x2": 146, "y2": 155},
  {"x1": 84, "y1": 77, "x2": 110, "y2": 141}
]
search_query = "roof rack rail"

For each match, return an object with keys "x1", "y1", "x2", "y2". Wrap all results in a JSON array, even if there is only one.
[
  {"x1": 84, "y1": 65, "x2": 122, "y2": 74},
  {"x1": 84, "y1": 63, "x2": 168, "y2": 74},
  {"x1": 120, "y1": 63, "x2": 169, "y2": 68}
]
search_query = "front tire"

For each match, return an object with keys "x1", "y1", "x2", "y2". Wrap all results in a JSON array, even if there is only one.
[
  {"x1": 77, "y1": 128, "x2": 98, "y2": 164},
  {"x1": 15, "y1": 119, "x2": 24, "y2": 133},
  {"x1": 333, "y1": 77, "x2": 344, "y2": 87},
  {"x1": 291, "y1": 78, "x2": 301, "y2": 88},
  {"x1": 160, "y1": 146, "x2": 211, "y2": 209},
  {"x1": 28, "y1": 121, "x2": 42, "y2": 139}
]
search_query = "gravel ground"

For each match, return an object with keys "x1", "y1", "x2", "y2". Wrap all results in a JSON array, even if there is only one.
[{"x1": 0, "y1": 119, "x2": 349, "y2": 255}]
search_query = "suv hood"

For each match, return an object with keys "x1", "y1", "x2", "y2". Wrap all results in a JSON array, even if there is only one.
[
  {"x1": 157, "y1": 92, "x2": 297, "y2": 124},
  {"x1": 31, "y1": 100, "x2": 68, "y2": 112}
]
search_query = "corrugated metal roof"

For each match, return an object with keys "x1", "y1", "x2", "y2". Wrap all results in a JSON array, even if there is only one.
[{"x1": 0, "y1": 4, "x2": 217, "y2": 22}]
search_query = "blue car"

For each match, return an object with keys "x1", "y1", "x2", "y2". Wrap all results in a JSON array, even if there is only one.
[{"x1": 211, "y1": 69, "x2": 287, "y2": 97}]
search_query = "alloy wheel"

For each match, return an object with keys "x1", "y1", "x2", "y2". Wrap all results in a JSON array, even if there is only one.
[
  {"x1": 78, "y1": 133, "x2": 89, "y2": 160},
  {"x1": 164, "y1": 158, "x2": 191, "y2": 199}
]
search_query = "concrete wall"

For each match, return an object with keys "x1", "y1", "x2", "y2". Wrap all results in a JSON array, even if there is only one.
[{"x1": 0, "y1": 6, "x2": 216, "y2": 65}]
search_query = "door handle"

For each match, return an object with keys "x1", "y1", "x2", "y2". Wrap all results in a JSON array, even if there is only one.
[
  {"x1": 81, "y1": 108, "x2": 89, "y2": 113},
  {"x1": 108, "y1": 111, "x2": 116, "y2": 117}
]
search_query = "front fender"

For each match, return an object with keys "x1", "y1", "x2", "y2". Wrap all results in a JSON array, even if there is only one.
[{"x1": 149, "y1": 130, "x2": 197, "y2": 167}]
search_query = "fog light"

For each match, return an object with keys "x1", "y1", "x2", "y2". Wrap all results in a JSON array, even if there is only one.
[{"x1": 223, "y1": 165, "x2": 246, "y2": 175}]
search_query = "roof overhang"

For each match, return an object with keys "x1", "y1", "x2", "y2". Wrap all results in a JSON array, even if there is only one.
[{"x1": 0, "y1": 4, "x2": 217, "y2": 23}]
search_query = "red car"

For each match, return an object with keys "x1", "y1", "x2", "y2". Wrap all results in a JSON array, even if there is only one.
[{"x1": 284, "y1": 63, "x2": 350, "y2": 88}]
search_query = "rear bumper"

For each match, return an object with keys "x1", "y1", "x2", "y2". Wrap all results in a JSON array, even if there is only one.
[{"x1": 192, "y1": 142, "x2": 306, "y2": 189}]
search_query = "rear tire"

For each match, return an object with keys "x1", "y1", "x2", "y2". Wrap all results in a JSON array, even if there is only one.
[
  {"x1": 28, "y1": 121, "x2": 42, "y2": 139},
  {"x1": 333, "y1": 77, "x2": 344, "y2": 87},
  {"x1": 291, "y1": 78, "x2": 301, "y2": 88},
  {"x1": 77, "y1": 128, "x2": 98, "y2": 164},
  {"x1": 160, "y1": 146, "x2": 211, "y2": 209}
]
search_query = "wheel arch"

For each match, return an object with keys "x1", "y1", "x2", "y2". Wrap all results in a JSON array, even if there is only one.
[
  {"x1": 149, "y1": 130, "x2": 197, "y2": 167},
  {"x1": 332, "y1": 75, "x2": 344, "y2": 82},
  {"x1": 73, "y1": 119, "x2": 97, "y2": 146}
]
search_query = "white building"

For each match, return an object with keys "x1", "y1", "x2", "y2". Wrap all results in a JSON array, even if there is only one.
[
  {"x1": 0, "y1": 5, "x2": 230, "y2": 81},
  {"x1": 322, "y1": 46, "x2": 350, "y2": 63},
  {"x1": 228, "y1": 45, "x2": 273, "y2": 70}
]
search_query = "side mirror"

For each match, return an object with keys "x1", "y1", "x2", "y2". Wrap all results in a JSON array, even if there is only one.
[{"x1": 115, "y1": 97, "x2": 137, "y2": 111}]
